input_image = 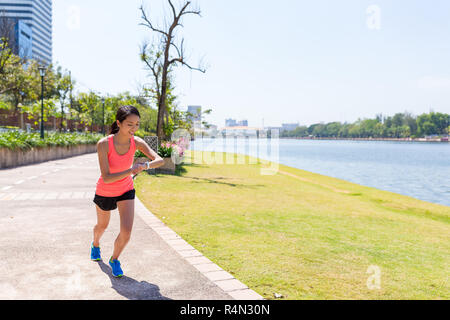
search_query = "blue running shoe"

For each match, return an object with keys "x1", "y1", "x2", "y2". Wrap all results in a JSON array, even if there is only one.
[
  {"x1": 109, "y1": 257, "x2": 123, "y2": 278},
  {"x1": 90, "y1": 243, "x2": 101, "y2": 261}
]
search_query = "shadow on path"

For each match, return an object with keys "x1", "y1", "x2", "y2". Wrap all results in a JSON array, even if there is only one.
[{"x1": 97, "y1": 261, "x2": 172, "y2": 300}]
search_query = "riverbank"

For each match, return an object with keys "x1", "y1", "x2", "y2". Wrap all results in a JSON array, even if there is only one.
[
  {"x1": 134, "y1": 150, "x2": 449, "y2": 299},
  {"x1": 280, "y1": 137, "x2": 449, "y2": 142}
]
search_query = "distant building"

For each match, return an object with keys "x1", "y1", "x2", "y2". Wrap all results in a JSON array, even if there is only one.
[
  {"x1": 0, "y1": 0, "x2": 53, "y2": 65},
  {"x1": 219, "y1": 126, "x2": 263, "y2": 136},
  {"x1": 187, "y1": 105, "x2": 202, "y2": 128},
  {"x1": 14, "y1": 20, "x2": 32, "y2": 59},
  {"x1": 225, "y1": 119, "x2": 248, "y2": 127},
  {"x1": 281, "y1": 123, "x2": 299, "y2": 132},
  {"x1": 225, "y1": 118, "x2": 237, "y2": 127}
]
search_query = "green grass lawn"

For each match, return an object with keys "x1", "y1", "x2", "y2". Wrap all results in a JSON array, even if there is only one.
[{"x1": 134, "y1": 150, "x2": 450, "y2": 300}]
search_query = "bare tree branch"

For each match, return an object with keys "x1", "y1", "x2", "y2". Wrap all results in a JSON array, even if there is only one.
[
  {"x1": 139, "y1": 5, "x2": 168, "y2": 38},
  {"x1": 170, "y1": 42, "x2": 181, "y2": 58},
  {"x1": 167, "y1": 0, "x2": 177, "y2": 21},
  {"x1": 180, "y1": 10, "x2": 201, "y2": 17},
  {"x1": 168, "y1": 57, "x2": 206, "y2": 73},
  {"x1": 170, "y1": 37, "x2": 186, "y2": 60},
  {"x1": 176, "y1": 2, "x2": 191, "y2": 20},
  {"x1": 140, "y1": 42, "x2": 163, "y2": 100}
]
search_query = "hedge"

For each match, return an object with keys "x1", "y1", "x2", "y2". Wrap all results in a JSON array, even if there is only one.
[{"x1": 0, "y1": 131, "x2": 104, "y2": 151}]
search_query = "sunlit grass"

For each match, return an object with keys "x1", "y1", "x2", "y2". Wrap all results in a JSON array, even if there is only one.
[{"x1": 135, "y1": 150, "x2": 450, "y2": 300}]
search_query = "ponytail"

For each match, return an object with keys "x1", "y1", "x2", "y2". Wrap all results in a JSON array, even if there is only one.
[{"x1": 110, "y1": 121, "x2": 119, "y2": 134}]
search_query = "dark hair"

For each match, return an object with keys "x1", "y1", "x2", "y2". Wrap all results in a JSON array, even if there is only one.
[{"x1": 110, "y1": 105, "x2": 140, "y2": 134}]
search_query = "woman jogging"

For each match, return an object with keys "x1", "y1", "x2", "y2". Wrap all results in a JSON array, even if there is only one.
[{"x1": 91, "y1": 105, "x2": 164, "y2": 277}]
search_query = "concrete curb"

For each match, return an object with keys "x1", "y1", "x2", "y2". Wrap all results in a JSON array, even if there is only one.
[
  {"x1": 0, "y1": 144, "x2": 97, "y2": 169},
  {"x1": 134, "y1": 197, "x2": 265, "y2": 300}
]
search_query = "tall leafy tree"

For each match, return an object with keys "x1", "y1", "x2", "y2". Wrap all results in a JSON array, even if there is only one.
[{"x1": 55, "y1": 66, "x2": 74, "y2": 131}]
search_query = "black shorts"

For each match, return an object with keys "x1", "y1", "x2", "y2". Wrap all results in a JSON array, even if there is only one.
[{"x1": 93, "y1": 189, "x2": 135, "y2": 211}]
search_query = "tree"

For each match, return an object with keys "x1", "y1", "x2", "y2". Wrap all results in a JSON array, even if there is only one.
[
  {"x1": 55, "y1": 66, "x2": 74, "y2": 131},
  {"x1": 403, "y1": 111, "x2": 418, "y2": 137},
  {"x1": 430, "y1": 112, "x2": 450, "y2": 135},
  {"x1": 392, "y1": 113, "x2": 405, "y2": 128},
  {"x1": 0, "y1": 58, "x2": 51, "y2": 129},
  {"x1": 417, "y1": 113, "x2": 434, "y2": 136},
  {"x1": 348, "y1": 122, "x2": 361, "y2": 138},
  {"x1": 22, "y1": 97, "x2": 57, "y2": 128},
  {"x1": 0, "y1": 54, "x2": 34, "y2": 110},
  {"x1": 311, "y1": 123, "x2": 326, "y2": 137},
  {"x1": 139, "y1": 0, "x2": 206, "y2": 142},
  {"x1": 359, "y1": 119, "x2": 378, "y2": 138},
  {"x1": 325, "y1": 122, "x2": 341, "y2": 137},
  {"x1": 77, "y1": 92, "x2": 102, "y2": 132},
  {"x1": 284, "y1": 125, "x2": 308, "y2": 137},
  {"x1": 375, "y1": 113, "x2": 383, "y2": 123},
  {"x1": 272, "y1": 112, "x2": 448, "y2": 139},
  {"x1": 0, "y1": 11, "x2": 16, "y2": 75},
  {"x1": 138, "y1": 51, "x2": 182, "y2": 138},
  {"x1": 140, "y1": 43, "x2": 163, "y2": 109}
]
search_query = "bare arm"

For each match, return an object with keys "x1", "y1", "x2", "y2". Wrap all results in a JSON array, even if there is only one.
[
  {"x1": 97, "y1": 139, "x2": 134, "y2": 184},
  {"x1": 134, "y1": 136, "x2": 165, "y2": 169}
]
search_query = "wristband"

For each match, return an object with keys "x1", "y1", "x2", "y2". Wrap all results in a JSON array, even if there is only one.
[{"x1": 146, "y1": 162, "x2": 150, "y2": 170}]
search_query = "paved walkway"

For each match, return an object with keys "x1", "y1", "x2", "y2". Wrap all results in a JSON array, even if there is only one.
[{"x1": 0, "y1": 152, "x2": 263, "y2": 300}]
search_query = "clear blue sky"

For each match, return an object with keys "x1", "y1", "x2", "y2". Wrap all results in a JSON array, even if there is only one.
[{"x1": 53, "y1": 0, "x2": 450, "y2": 127}]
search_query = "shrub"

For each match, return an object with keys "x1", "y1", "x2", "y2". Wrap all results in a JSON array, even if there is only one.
[{"x1": 0, "y1": 131, "x2": 103, "y2": 150}]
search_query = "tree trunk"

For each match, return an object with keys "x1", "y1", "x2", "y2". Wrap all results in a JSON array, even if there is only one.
[
  {"x1": 60, "y1": 103, "x2": 64, "y2": 132},
  {"x1": 13, "y1": 99, "x2": 20, "y2": 128},
  {"x1": 157, "y1": 39, "x2": 171, "y2": 143},
  {"x1": 19, "y1": 112, "x2": 24, "y2": 130}
]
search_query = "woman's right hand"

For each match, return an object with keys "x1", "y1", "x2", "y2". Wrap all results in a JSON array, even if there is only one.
[{"x1": 131, "y1": 162, "x2": 147, "y2": 175}]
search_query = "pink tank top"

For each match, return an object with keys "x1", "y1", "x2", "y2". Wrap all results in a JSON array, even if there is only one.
[{"x1": 95, "y1": 134, "x2": 136, "y2": 197}]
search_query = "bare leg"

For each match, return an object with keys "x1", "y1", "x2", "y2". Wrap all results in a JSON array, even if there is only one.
[
  {"x1": 111, "y1": 199, "x2": 134, "y2": 260},
  {"x1": 93, "y1": 205, "x2": 111, "y2": 247}
]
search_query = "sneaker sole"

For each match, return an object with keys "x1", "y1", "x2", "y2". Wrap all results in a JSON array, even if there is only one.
[{"x1": 109, "y1": 260, "x2": 123, "y2": 277}]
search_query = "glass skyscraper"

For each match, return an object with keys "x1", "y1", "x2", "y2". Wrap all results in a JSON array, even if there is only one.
[{"x1": 0, "y1": 0, "x2": 52, "y2": 65}]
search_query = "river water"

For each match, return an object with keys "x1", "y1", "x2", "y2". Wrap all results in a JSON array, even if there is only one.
[{"x1": 189, "y1": 138, "x2": 450, "y2": 207}]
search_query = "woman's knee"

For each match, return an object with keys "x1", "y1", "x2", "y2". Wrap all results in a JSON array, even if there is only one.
[
  {"x1": 120, "y1": 229, "x2": 132, "y2": 241},
  {"x1": 95, "y1": 223, "x2": 108, "y2": 232}
]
